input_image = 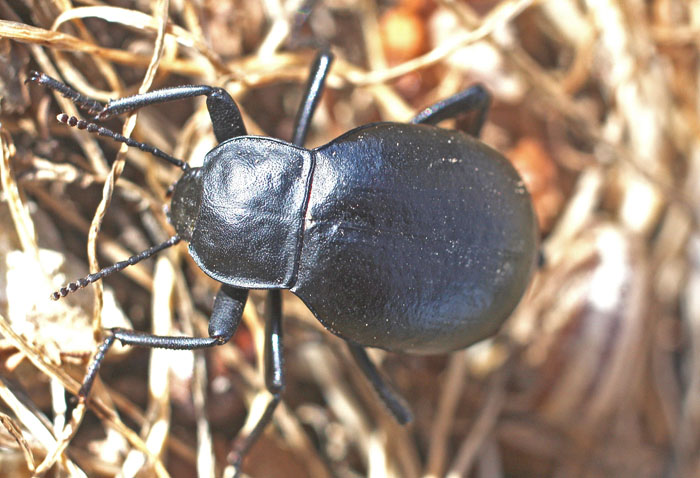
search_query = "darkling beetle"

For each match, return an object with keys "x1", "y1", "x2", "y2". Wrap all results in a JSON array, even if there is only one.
[{"x1": 30, "y1": 50, "x2": 538, "y2": 473}]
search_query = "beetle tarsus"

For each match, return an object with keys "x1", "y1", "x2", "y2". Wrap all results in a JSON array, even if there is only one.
[
  {"x1": 27, "y1": 71, "x2": 104, "y2": 115},
  {"x1": 228, "y1": 311, "x2": 284, "y2": 475},
  {"x1": 226, "y1": 394, "x2": 282, "y2": 476},
  {"x1": 78, "y1": 332, "x2": 117, "y2": 399}
]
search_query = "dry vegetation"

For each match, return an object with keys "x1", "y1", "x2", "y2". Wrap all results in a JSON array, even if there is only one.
[{"x1": 0, "y1": 0, "x2": 698, "y2": 477}]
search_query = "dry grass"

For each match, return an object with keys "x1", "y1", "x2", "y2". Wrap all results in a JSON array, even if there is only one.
[{"x1": 0, "y1": 0, "x2": 698, "y2": 477}]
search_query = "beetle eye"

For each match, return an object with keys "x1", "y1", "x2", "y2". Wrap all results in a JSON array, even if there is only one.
[
  {"x1": 163, "y1": 204, "x2": 172, "y2": 222},
  {"x1": 165, "y1": 181, "x2": 177, "y2": 198}
]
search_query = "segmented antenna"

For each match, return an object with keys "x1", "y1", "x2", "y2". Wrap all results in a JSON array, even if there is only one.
[
  {"x1": 51, "y1": 235, "x2": 181, "y2": 300},
  {"x1": 56, "y1": 113, "x2": 189, "y2": 170},
  {"x1": 27, "y1": 71, "x2": 104, "y2": 116}
]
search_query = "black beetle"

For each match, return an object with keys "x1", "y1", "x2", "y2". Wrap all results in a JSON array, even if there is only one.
[{"x1": 31, "y1": 50, "x2": 538, "y2": 474}]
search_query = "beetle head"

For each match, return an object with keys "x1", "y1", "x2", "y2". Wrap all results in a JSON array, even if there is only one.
[{"x1": 169, "y1": 167, "x2": 203, "y2": 242}]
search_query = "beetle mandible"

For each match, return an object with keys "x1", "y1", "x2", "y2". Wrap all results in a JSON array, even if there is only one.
[{"x1": 31, "y1": 50, "x2": 538, "y2": 474}]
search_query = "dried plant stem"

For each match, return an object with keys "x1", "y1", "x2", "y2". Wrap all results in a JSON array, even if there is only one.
[
  {"x1": 446, "y1": 370, "x2": 507, "y2": 477},
  {"x1": 120, "y1": 256, "x2": 174, "y2": 477},
  {"x1": 424, "y1": 352, "x2": 469, "y2": 478}
]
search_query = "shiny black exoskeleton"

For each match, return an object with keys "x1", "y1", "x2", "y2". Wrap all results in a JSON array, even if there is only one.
[
  {"x1": 32, "y1": 51, "x2": 537, "y2": 475},
  {"x1": 171, "y1": 122, "x2": 537, "y2": 354}
]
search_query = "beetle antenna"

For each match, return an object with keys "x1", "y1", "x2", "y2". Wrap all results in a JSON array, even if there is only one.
[
  {"x1": 51, "y1": 235, "x2": 181, "y2": 300},
  {"x1": 56, "y1": 113, "x2": 189, "y2": 171}
]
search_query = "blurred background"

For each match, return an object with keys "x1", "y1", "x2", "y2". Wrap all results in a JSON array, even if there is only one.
[{"x1": 0, "y1": 0, "x2": 698, "y2": 477}]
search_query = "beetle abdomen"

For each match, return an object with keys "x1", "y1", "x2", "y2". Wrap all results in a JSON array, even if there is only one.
[{"x1": 291, "y1": 123, "x2": 537, "y2": 354}]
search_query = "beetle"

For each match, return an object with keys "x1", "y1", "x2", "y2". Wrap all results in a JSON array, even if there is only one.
[{"x1": 30, "y1": 50, "x2": 538, "y2": 475}]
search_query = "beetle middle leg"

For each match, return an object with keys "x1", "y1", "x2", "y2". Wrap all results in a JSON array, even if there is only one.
[
  {"x1": 222, "y1": 50, "x2": 336, "y2": 474},
  {"x1": 290, "y1": 50, "x2": 416, "y2": 425},
  {"x1": 411, "y1": 84, "x2": 492, "y2": 137},
  {"x1": 78, "y1": 285, "x2": 248, "y2": 400},
  {"x1": 290, "y1": 50, "x2": 334, "y2": 146},
  {"x1": 226, "y1": 291, "x2": 285, "y2": 473}
]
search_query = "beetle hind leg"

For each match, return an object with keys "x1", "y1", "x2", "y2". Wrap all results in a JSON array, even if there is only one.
[
  {"x1": 411, "y1": 84, "x2": 492, "y2": 137},
  {"x1": 347, "y1": 343, "x2": 413, "y2": 424}
]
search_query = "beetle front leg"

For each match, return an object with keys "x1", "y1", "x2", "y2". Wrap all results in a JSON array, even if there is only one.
[
  {"x1": 97, "y1": 86, "x2": 247, "y2": 142},
  {"x1": 77, "y1": 285, "x2": 247, "y2": 401},
  {"x1": 227, "y1": 292, "x2": 284, "y2": 475},
  {"x1": 28, "y1": 72, "x2": 247, "y2": 142},
  {"x1": 27, "y1": 71, "x2": 104, "y2": 115}
]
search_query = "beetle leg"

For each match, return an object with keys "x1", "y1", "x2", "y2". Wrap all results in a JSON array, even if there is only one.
[
  {"x1": 286, "y1": 49, "x2": 413, "y2": 427},
  {"x1": 223, "y1": 49, "x2": 336, "y2": 476},
  {"x1": 227, "y1": 291, "x2": 284, "y2": 474},
  {"x1": 28, "y1": 71, "x2": 247, "y2": 142},
  {"x1": 204, "y1": 87, "x2": 248, "y2": 142},
  {"x1": 27, "y1": 71, "x2": 104, "y2": 115},
  {"x1": 410, "y1": 84, "x2": 492, "y2": 137},
  {"x1": 226, "y1": 50, "x2": 335, "y2": 475},
  {"x1": 77, "y1": 285, "x2": 247, "y2": 400},
  {"x1": 263, "y1": 292, "x2": 285, "y2": 392},
  {"x1": 291, "y1": 50, "x2": 334, "y2": 146},
  {"x1": 92, "y1": 85, "x2": 247, "y2": 142},
  {"x1": 347, "y1": 344, "x2": 413, "y2": 424}
]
